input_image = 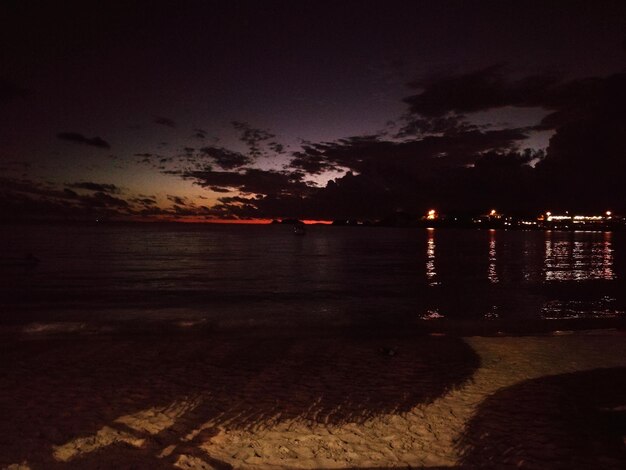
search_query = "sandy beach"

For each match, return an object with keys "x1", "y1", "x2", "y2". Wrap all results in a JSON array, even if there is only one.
[{"x1": 1, "y1": 325, "x2": 625, "y2": 469}]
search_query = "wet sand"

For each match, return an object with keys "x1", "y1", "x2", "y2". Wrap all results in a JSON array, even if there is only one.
[{"x1": 1, "y1": 326, "x2": 625, "y2": 469}]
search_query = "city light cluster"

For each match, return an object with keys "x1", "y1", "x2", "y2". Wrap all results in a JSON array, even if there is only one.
[{"x1": 422, "y1": 209, "x2": 621, "y2": 230}]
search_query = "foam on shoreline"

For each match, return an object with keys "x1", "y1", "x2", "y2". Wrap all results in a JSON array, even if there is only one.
[{"x1": 6, "y1": 314, "x2": 626, "y2": 340}]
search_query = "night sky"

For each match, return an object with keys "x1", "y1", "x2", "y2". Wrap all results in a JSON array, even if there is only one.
[{"x1": 2, "y1": 1, "x2": 626, "y2": 222}]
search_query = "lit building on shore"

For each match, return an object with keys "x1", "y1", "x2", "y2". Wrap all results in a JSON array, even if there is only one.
[
  {"x1": 538, "y1": 211, "x2": 615, "y2": 229},
  {"x1": 472, "y1": 209, "x2": 519, "y2": 227},
  {"x1": 416, "y1": 209, "x2": 622, "y2": 230},
  {"x1": 426, "y1": 209, "x2": 438, "y2": 220}
]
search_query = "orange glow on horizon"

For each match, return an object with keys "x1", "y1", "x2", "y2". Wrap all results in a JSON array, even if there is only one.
[
  {"x1": 205, "y1": 218, "x2": 333, "y2": 225},
  {"x1": 128, "y1": 216, "x2": 333, "y2": 225},
  {"x1": 199, "y1": 218, "x2": 273, "y2": 224}
]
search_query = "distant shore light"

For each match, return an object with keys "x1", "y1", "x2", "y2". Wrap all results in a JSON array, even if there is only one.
[{"x1": 427, "y1": 209, "x2": 437, "y2": 220}]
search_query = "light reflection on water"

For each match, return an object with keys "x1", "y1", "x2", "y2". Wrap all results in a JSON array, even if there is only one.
[
  {"x1": 423, "y1": 229, "x2": 617, "y2": 284},
  {"x1": 423, "y1": 228, "x2": 622, "y2": 321},
  {"x1": 541, "y1": 296, "x2": 621, "y2": 320},
  {"x1": 488, "y1": 229, "x2": 499, "y2": 284},
  {"x1": 426, "y1": 228, "x2": 437, "y2": 286},
  {"x1": 0, "y1": 224, "x2": 624, "y2": 326},
  {"x1": 422, "y1": 228, "x2": 617, "y2": 285},
  {"x1": 544, "y1": 231, "x2": 614, "y2": 281}
]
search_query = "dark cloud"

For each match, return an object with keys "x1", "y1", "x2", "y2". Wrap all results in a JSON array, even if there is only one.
[
  {"x1": 290, "y1": 128, "x2": 527, "y2": 176},
  {"x1": 11, "y1": 64, "x2": 626, "y2": 222},
  {"x1": 298, "y1": 71, "x2": 626, "y2": 217},
  {"x1": 204, "y1": 146, "x2": 542, "y2": 221},
  {"x1": 199, "y1": 146, "x2": 253, "y2": 170},
  {"x1": 57, "y1": 132, "x2": 111, "y2": 149},
  {"x1": 1, "y1": 177, "x2": 79, "y2": 201},
  {"x1": 534, "y1": 73, "x2": 626, "y2": 211},
  {"x1": 88, "y1": 191, "x2": 128, "y2": 208},
  {"x1": 178, "y1": 167, "x2": 311, "y2": 197},
  {"x1": 0, "y1": 177, "x2": 132, "y2": 222},
  {"x1": 138, "y1": 69, "x2": 626, "y2": 220},
  {"x1": 66, "y1": 182, "x2": 120, "y2": 194},
  {"x1": 403, "y1": 65, "x2": 561, "y2": 117},
  {"x1": 167, "y1": 194, "x2": 187, "y2": 206},
  {"x1": 290, "y1": 147, "x2": 336, "y2": 175},
  {"x1": 396, "y1": 114, "x2": 481, "y2": 138},
  {"x1": 231, "y1": 121, "x2": 276, "y2": 158},
  {"x1": 0, "y1": 186, "x2": 79, "y2": 222},
  {"x1": 186, "y1": 120, "x2": 537, "y2": 220},
  {"x1": 161, "y1": 104, "x2": 534, "y2": 220},
  {"x1": 134, "y1": 153, "x2": 156, "y2": 164},
  {"x1": 130, "y1": 196, "x2": 157, "y2": 206},
  {"x1": 401, "y1": 66, "x2": 626, "y2": 135},
  {"x1": 193, "y1": 128, "x2": 207, "y2": 139},
  {"x1": 63, "y1": 188, "x2": 79, "y2": 198},
  {"x1": 217, "y1": 195, "x2": 256, "y2": 205},
  {"x1": 154, "y1": 116, "x2": 176, "y2": 128},
  {"x1": 209, "y1": 186, "x2": 231, "y2": 193},
  {"x1": 268, "y1": 142, "x2": 285, "y2": 154},
  {"x1": 535, "y1": 74, "x2": 620, "y2": 130},
  {"x1": 290, "y1": 135, "x2": 384, "y2": 175},
  {"x1": 128, "y1": 194, "x2": 229, "y2": 220},
  {"x1": 201, "y1": 169, "x2": 401, "y2": 221}
]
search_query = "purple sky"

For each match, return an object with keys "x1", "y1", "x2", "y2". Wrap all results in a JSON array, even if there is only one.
[{"x1": 2, "y1": 1, "x2": 626, "y2": 221}]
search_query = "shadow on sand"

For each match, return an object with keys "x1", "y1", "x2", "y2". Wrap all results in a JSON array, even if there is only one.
[
  {"x1": 0, "y1": 327, "x2": 479, "y2": 468},
  {"x1": 459, "y1": 367, "x2": 626, "y2": 469}
]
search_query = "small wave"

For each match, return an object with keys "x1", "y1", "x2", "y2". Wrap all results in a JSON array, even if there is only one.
[
  {"x1": 420, "y1": 309, "x2": 444, "y2": 320},
  {"x1": 176, "y1": 318, "x2": 208, "y2": 328},
  {"x1": 541, "y1": 297, "x2": 624, "y2": 320},
  {"x1": 23, "y1": 322, "x2": 89, "y2": 334}
]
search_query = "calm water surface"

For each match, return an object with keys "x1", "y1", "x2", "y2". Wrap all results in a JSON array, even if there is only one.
[{"x1": 1, "y1": 224, "x2": 624, "y2": 328}]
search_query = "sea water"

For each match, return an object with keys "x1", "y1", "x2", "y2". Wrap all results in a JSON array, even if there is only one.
[{"x1": 0, "y1": 223, "x2": 624, "y2": 330}]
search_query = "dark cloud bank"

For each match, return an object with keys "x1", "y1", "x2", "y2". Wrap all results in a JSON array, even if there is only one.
[
  {"x1": 66, "y1": 182, "x2": 120, "y2": 194},
  {"x1": 182, "y1": 69, "x2": 626, "y2": 221},
  {"x1": 154, "y1": 116, "x2": 176, "y2": 128},
  {"x1": 0, "y1": 178, "x2": 129, "y2": 221},
  {"x1": 57, "y1": 132, "x2": 111, "y2": 149},
  {"x1": 4, "y1": 68, "x2": 626, "y2": 222}
]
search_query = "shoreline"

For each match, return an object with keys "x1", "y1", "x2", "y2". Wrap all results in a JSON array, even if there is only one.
[{"x1": 1, "y1": 315, "x2": 625, "y2": 339}]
